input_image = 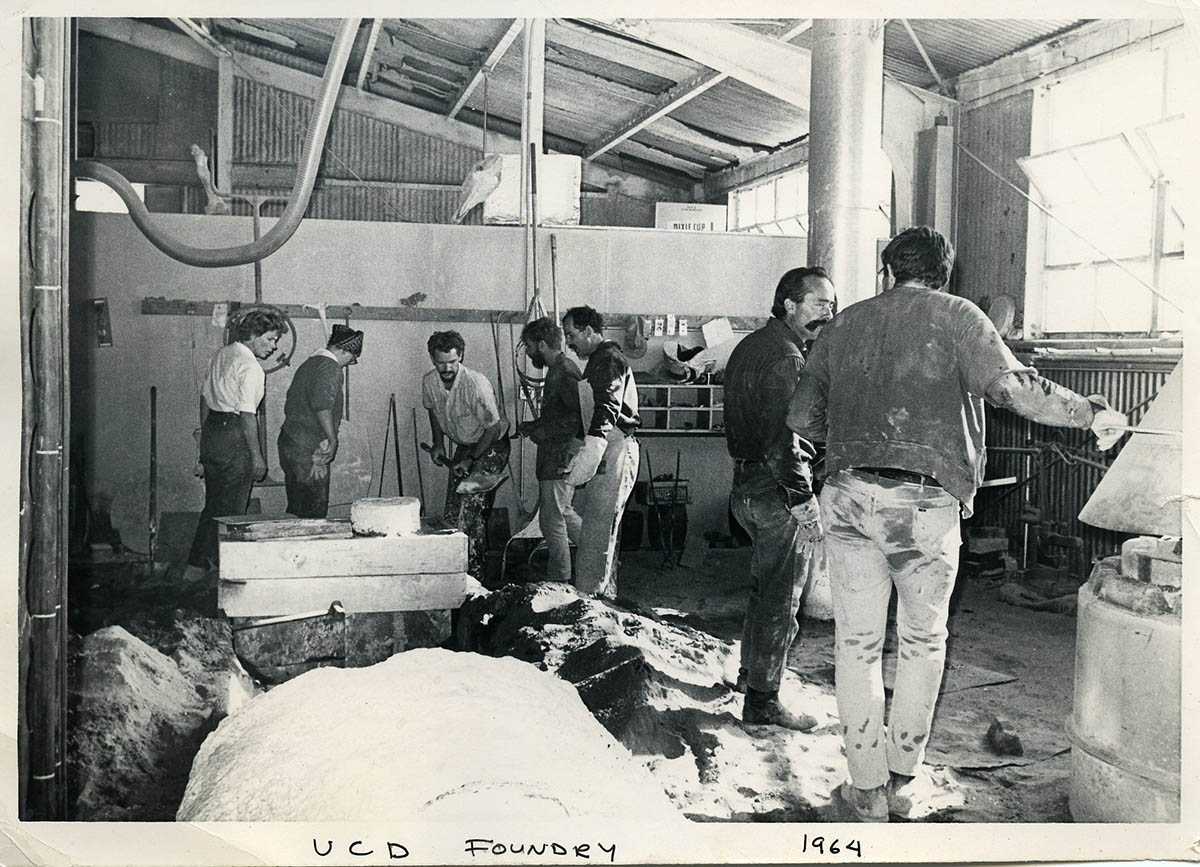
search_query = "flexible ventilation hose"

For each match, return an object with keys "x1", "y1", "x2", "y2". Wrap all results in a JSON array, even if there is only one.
[{"x1": 75, "y1": 18, "x2": 361, "y2": 268}]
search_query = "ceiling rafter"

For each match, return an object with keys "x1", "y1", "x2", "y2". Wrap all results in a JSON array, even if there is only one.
[
  {"x1": 355, "y1": 19, "x2": 384, "y2": 90},
  {"x1": 584, "y1": 19, "x2": 812, "y2": 160},
  {"x1": 448, "y1": 19, "x2": 523, "y2": 119},
  {"x1": 78, "y1": 16, "x2": 698, "y2": 198},
  {"x1": 899, "y1": 19, "x2": 952, "y2": 96}
]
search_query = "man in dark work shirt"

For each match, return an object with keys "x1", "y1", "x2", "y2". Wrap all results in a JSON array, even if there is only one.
[
  {"x1": 723, "y1": 267, "x2": 837, "y2": 734},
  {"x1": 518, "y1": 317, "x2": 585, "y2": 582},
  {"x1": 277, "y1": 324, "x2": 363, "y2": 518},
  {"x1": 562, "y1": 305, "x2": 640, "y2": 599}
]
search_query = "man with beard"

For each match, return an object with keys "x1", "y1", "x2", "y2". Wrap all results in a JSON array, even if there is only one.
[
  {"x1": 561, "y1": 305, "x2": 641, "y2": 599},
  {"x1": 788, "y1": 226, "x2": 1126, "y2": 820},
  {"x1": 422, "y1": 330, "x2": 509, "y2": 582},
  {"x1": 517, "y1": 317, "x2": 585, "y2": 582},
  {"x1": 723, "y1": 266, "x2": 836, "y2": 732},
  {"x1": 184, "y1": 307, "x2": 287, "y2": 584}
]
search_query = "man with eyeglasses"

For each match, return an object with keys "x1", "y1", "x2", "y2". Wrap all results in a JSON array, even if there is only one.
[
  {"x1": 788, "y1": 226, "x2": 1126, "y2": 821},
  {"x1": 723, "y1": 267, "x2": 837, "y2": 733}
]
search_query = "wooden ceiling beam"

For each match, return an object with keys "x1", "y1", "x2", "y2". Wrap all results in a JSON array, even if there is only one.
[
  {"x1": 448, "y1": 19, "x2": 523, "y2": 119},
  {"x1": 355, "y1": 19, "x2": 384, "y2": 90},
  {"x1": 584, "y1": 19, "x2": 811, "y2": 160}
]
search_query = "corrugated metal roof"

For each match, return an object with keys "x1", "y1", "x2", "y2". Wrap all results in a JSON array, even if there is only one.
[
  {"x1": 153, "y1": 17, "x2": 1089, "y2": 186},
  {"x1": 885, "y1": 19, "x2": 1084, "y2": 89}
]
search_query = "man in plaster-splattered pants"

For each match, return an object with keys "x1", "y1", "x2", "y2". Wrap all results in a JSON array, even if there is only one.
[{"x1": 787, "y1": 226, "x2": 1127, "y2": 822}]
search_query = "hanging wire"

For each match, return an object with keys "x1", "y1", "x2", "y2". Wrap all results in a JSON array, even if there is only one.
[
  {"x1": 956, "y1": 142, "x2": 1182, "y2": 312},
  {"x1": 482, "y1": 69, "x2": 489, "y2": 155}
]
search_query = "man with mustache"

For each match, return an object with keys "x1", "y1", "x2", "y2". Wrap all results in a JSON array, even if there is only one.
[
  {"x1": 517, "y1": 317, "x2": 585, "y2": 582},
  {"x1": 723, "y1": 266, "x2": 837, "y2": 732}
]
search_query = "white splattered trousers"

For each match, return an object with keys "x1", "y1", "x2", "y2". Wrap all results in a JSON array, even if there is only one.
[{"x1": 820, "y1": 469, "x2": 961, "y2": 789}]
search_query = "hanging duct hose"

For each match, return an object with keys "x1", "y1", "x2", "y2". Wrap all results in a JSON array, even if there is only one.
[{"x1": 74, "y1": 18, "x2": 361, "y2": 268}]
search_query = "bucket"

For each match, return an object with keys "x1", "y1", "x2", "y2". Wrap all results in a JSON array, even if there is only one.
[{"x1": 1067, "y1": 573, "x2": 1180, "y2": 822}]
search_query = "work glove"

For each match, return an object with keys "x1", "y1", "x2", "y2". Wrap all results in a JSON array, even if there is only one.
[
  {"x1": 309, "y1": 440, "x2": 333, "y2": 481},
  {"x1": 1086, "y1": 395, "x2": 1127, "y2": 452},
  {"x1": 788, "y1": 496, "x2": 823, "y2": 545},
  {"x1": 312, "y1": 439, "x2": 336, "y2": 467},
  {"x1": 566, "y1": 435, "x2": 607, "y2": 487}
]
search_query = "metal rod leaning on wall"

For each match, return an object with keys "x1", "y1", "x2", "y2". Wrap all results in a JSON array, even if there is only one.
[
  {"x1": 390, "y1": 394, "x2": 403, "y2": 496},
  {"x1": 73, "y1": 18, "x2": 361, "y2": 268},
  {"x1": 25, "y1": 15, "x2": 69, "y2": 821},
  {"x1": 149, "y1": 387, "x2": 158, "y2": 564},
  {"x1": 412, "y1": 407, "x2": 426, "y2": 514}
]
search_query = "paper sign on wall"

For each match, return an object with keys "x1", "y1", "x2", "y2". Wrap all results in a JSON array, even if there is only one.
[
  {"x1": 655, "y1": 202, "x2": 728, "y2": 232},
  {"x1": 701, "y1": 316, "x2": 734, "y2": 347}
]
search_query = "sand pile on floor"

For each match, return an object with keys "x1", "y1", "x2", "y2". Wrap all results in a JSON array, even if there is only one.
[
  {"x1": 177, "y1": 648, "x2": 682, "y2": 823},
  {"x1": 462, "y1": 582, "x2": 849, "y2": 820},
  {"x1": 68, "y1": 626, "x2": 212, "y2": 820}
]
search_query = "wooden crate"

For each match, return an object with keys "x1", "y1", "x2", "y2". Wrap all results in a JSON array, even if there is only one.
[
  {"x1": 219, "y1": 572, "x2": 484, "y2": 617},
  {"x1": 216, "y1": 515, "x2": 474, "y2": 617}
]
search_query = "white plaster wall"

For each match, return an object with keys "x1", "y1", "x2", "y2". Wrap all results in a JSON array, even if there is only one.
[{"x1": 68, "y1": 213, "x2": 807, "y2": 558}]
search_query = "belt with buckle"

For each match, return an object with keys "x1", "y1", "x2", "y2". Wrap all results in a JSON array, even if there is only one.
[{"x1": 853, "y1": 466, "x2": 941, "y2": 487}]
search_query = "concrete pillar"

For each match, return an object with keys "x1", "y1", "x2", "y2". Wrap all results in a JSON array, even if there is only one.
[{"x1": 807, "y1": 20, "x2": 886, "y2": 307}]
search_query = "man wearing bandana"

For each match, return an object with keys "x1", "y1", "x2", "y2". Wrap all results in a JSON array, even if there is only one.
[
  {"x1": 278, "y1": 323, "x2": 364, "y2": 518},
  {"x1": 517, "y1": 317, "x2": 585, "y2": 582},
  {"x1": 723, "y1": 266, "x2": 837, "y2": 733}
]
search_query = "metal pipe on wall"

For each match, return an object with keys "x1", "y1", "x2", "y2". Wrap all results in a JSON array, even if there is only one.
[
  {"x1": 806, "y1": 19, "x2": 886, "y2": 308},
  {"x1": 24, "y1": 16, "x2": 70, "y2": 821}
]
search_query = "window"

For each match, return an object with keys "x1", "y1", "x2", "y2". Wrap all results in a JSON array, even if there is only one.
[
  {"x1": 728, "y1": 156, "x2": 891, "y2": 241},
  {"x1": 1020, "y1": 42, "x2": 1186, "y2": 335},
  {"x1": 729, "y1": 168, "x2": 810, "y2": 236}
]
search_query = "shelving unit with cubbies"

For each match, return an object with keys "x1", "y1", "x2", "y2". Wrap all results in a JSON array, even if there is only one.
[{"x1": 635, "y1": 381, "x2": 724, "y2": 436}]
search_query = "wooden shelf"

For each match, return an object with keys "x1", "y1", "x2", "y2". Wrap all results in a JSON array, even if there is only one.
[{"x1": 637, "y1": 380, "x2": 724, "y2": 436}]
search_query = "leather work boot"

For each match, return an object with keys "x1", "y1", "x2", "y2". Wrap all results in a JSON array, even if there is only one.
[
  {"x1": 834, "y1": 782, "x2": 889, "y2": 822},
  {"x1": 741, "y1": 687, "x2": 817, "y2": 732}
]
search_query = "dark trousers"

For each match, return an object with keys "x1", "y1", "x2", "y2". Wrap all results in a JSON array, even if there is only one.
[
  {"x1": 730, "y1": 461, "x2": 812, "y2": 692},
  {"x1": 278, "y1": 429, "x2": 331, "y2": 518},
  {"x1": 445, "y1": 437, "x2": 510, "y2": 581},
  {"x1": 187, "y1": 412, "x2": 254, "y2": 568}
]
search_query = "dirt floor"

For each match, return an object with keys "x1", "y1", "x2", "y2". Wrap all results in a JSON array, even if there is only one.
[
  {"x1": 65, "y1": 533, "x2": 1079, "y2": 823},
  {"x1": 616, "y1": 546, "x2": 1077, "y2": 823}
]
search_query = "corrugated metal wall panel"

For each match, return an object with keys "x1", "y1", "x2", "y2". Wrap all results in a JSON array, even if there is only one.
[
  {"x1": 954, "y1": 92, "x2": 1033, "y2": 331},
  {"x1": 975, "y1": 361, "x2": 1174, "y2": 572},
  {"x1": 180, "y1": 184, "x2": 472, "y2": 224},
  {"x1": 234, "y1": 79, "x2": 309, "y2": 165},
  {"x1": 234, "y1": 79, "x2": 480, "y2": 191}
]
